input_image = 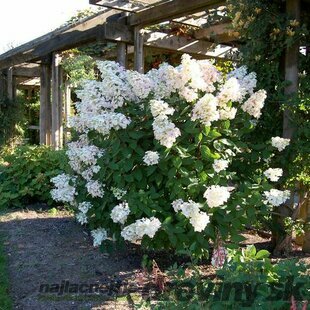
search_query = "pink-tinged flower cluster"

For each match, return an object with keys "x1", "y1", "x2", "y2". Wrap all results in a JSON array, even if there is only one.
[{"x1": 211, "y1": 246, "x2": 228, "y2": 268}]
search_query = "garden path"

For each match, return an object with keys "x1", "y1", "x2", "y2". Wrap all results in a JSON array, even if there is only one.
[{"x1": 0, "y1": 207, "x2": 144, "y2": 310}]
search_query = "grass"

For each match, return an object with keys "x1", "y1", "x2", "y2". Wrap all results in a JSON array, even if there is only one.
[{"x1": 0, "y1": 234, "x2": 12, "y2": 310}]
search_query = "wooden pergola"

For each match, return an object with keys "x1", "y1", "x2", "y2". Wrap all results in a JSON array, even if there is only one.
[{"x1": 0, "y1": 0, "x2": 303, "y2": 150}]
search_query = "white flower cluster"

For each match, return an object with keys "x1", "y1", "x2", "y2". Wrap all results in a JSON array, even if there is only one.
[
  {"x1": 70, "y1": 112, "x2": 131, "y2": 136},
  {"x1": 179, "y1": 55, "x2": 222, "y2": 101},
  {"x1": 78, "y1": 201, "x2": 92, "y2": 213},
  {"x1": 150, "y1": 99, "x2": 181, "y2": 148},
  {"x1": 111, "y1": 187, "x2": 127, "y2": 200},
  {"x1": 264, "y1": 168, "x2": 283, "y2": 182},
  {"x1": 172, "y1": 199, "x2": 210, "y2": 232},
  {"x1": 86, "y1": 180, "x2": 105, "y2": 198},
  {"x1": 127, "y1": 70, "x2": 153, "y2": 100},
  {"x1": 50, "y1": 174, "x2": 76, "y2": 203},
  {"x1": 264, "y1": 189, "x2": 290, "y2": 206},
  {"x1": 152, "y1": 115, "x2": 181, "y2": 148},
  {"x1": 66, "y1": 135, "x2": 104, "y2": 177},
  {"x1": 227, "y1": 66, "x2": 257, "y2": 100},
  {"x1": 150, "y1": 99, "x2": 174, "y2": 117},
  {"x1": 271, "y1": 136, "x2": 290, "y2": 151},
  {"x1": 68, "y1": 55, "x2": 265, "y2": 156},
  {"x1": 76, "y1": 212, "x2": 88, "y2": 225},
  {"x1": 203, "y1": 185, "x2": 232, "y2": 208},
  {"x1": 191, "y1": 94, "x2": 219, "y2": 126},
  {"x1": 76, "y1": 202, "x2": 92, "y2": 225},
  {"x1": 217, "y1": 77, "x2": 241, "y2": 105},
  {"x1": 143, "y1": 151, "x2": 160, "y2": 166},
  {"x1": 91, "y1": 228, "x2": 108, "y2": 247},
  {"x1": 121, "y1": 217, "x2": 161, "y2": 242},
  {"x1": 241, "y1": 90, "x2": 267, "y2": 118},
  {"x1": 212, "y1": 159, "x2": 230, "y2": 173},
  {"x1": 147, "y1": 63, "x2": 183, "y2": 99},
  {"x1": 219, "y1": 107, "x2": 237, "y2": 120},
  {"x1": 110, "y1": 202, "x2": 130, "y2": 224}
]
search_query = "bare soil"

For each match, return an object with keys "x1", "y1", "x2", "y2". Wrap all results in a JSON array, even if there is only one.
[{"x1": 0, "y1": 206, "x2": 309, "y2": 310}]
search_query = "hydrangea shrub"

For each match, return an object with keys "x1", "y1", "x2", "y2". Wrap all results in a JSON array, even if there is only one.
[{"x1": 51, "y1": 55, "x2": 290, "y2": 257}]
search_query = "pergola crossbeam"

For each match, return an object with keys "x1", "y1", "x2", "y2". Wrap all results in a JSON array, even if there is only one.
[
  {"x1": 128, "y1": 0, "x2": 225, "y2": 27},
  {"x1": 194, "y1": 22, "x2": 237, "y2": 43},
  {"x1": 13, "y1": 66, "x2": 41, "y2": 77},
  {"x1": 0, "y1": 9, "x2": 119, "y2": 70}
]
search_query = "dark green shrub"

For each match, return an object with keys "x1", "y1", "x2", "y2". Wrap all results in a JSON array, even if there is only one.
[{"x1": 0, "y1": 145, "x2": 68, "y2": 208}]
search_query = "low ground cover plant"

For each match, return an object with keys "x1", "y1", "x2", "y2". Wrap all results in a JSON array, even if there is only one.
[
  {"x1": 51, "y1": 55, "x2": 292, "y2": 257},
  {"x1": 147, "y1": 245, "x2": 309, "y2": 309}
]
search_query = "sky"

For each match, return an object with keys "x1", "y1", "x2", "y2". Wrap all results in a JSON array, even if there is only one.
[{"x1": 0, "y1": 0, "x2": 93, "y2": 53}]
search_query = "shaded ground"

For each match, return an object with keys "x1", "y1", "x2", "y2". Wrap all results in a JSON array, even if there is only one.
[
  {"x1": 0, "y1": 207, "x2": 309, "y2": 310},
  {"x1": 0, "y1": 207, "x2": 147, "y2": 310}
]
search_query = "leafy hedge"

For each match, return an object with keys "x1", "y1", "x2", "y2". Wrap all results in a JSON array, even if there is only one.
[{"x1": 0, "y1": 146, "x2": 68, "y2": 209}]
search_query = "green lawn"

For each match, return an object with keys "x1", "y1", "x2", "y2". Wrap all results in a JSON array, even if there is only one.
[{"x1": 0, "y1": 234, "x2": 12, "y2": 310}]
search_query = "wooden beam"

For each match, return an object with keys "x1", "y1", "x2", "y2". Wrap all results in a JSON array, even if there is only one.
[
  {"x1": 194, "y1": 22, "x2": 238, "y2": 43},
  {"x1": 103, "y1": 22, "x2": 133, "y2": 43},
  {"x1": 51, "y1": 53, "x2": 63, "y2": 150},
  {"x1": 128, "y1": 0, "x2": 225, "y2": 26},
  {"x1": 13, "y1": 66, "x2": 41, "y2": 77},
  {"x1": 134, "y1": 27, "x2": 144, "y2": 73},
  {"x1": 0, "y1": 10, "x2": 120, "y2": 69},
  {"x1": 90, "y1": 0, "x2": 145, "y2": 12},
  {"x1": 143, "y1": 31, "x2": 215, "y2": 55},
  {"x1": 104, "y1": 29, "x2": 231, "y2": 59},
  {"x1": 39, "y1": 60, "x2": 52, "y2": 145}
]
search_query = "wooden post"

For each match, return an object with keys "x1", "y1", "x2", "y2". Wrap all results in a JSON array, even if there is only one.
[
  {"x1": 283, "y1": 0, "x2": 300, "y2": 139},
  {"x1": 27, "y1": 88, "x2": 32, "y2": 100},
  {"x1": 303, "y1": 194, "x2": 310, "y2": 252},
  {"x1": 51, "y1": 53, "x2": 64, "y2": 150},
  {"x1": 7, "y1": 67, "x2": 15, "y2": 101},
  {"x1": 40, "y1": 59, "x2": 52, "y2": 145},
  {"x1": 64, "y1": 80, "x2": 71, "y2": 144},
  {"x1": 117, "y1": 42, "x2": 127, "y2": 67},
  {"x1": 273, "y1": 0, "x2": 300, "y2": 255},
  {"x1": 0, "y1": 70, "x2": 6, "y2": 100},
  {"x1": 134, "y1": 27, "x2": 144, "y2": 73}
]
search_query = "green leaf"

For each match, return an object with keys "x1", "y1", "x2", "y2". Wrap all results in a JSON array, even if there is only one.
[
  {"x1": 194, "y1": 160, "x2": 204, "y2": 172},
  {"x1": 208, "y1": 129, "x2": 222, "y2": 140},
  {"x1": 172, "y1": 157, "x2": 182, "y2": 169},
  {"x1": 168, "y1": 167, "x2": 177, "y2": 179},
  {"x1": 256, "y1": 250, "x2": 270, "y2": 259},
  {"x1": 123, "y1": 159, "x2": 133, "y2": 172},
  {"x1": 133, "y1": 169, "x2": 143, "y2": 182},
  {"x1": 203, "y1": 126, "x2": 210, "y2": 136},
  {"x1": 201, "y1": 146, "x2": 220, "y2": 160},
  {"x1": 245, "y1": 245, "x2": 257, "y2": 258}
]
